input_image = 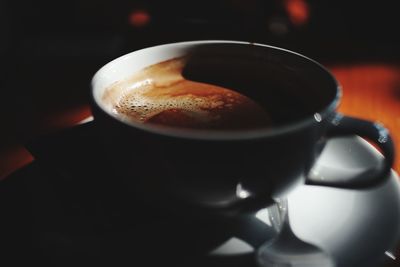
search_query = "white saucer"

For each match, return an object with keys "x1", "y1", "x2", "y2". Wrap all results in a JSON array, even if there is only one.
[
  {"x1": 211, "y1": 136, "x2": 400, "y2": 267},
  {"x1": 79, "y1": 117, "x2": 400, "y2": 266}
]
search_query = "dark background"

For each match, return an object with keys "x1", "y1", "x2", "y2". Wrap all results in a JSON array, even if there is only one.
[
  {"x1": 0, "y1": 1, "x2": 399, "y2": 266},
  {"x1": 1, "y1": 0, "x2": 399, "y2": 149}
]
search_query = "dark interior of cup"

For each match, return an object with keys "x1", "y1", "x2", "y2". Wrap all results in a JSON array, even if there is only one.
[{"x1": 182, "y1": 43, "x2": 339, "y2": 126}]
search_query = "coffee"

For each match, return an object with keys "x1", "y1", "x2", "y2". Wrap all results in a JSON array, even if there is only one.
[{"x1": 102, "y1": 57, "x2": 272, "y2": 130}]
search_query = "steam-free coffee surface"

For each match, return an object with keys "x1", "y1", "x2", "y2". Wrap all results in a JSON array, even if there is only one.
[{"x1": 103, "y1": 57, "x2": 272, "y2": 130}]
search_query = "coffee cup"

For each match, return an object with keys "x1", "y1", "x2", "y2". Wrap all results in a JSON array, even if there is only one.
[{"x1": 90, "y1": 40, "x2": 394, "y2": 214}]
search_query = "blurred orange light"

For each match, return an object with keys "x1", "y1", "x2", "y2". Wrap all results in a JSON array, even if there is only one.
[
  {"x1": 284, "y1": 0, "x2": 309, "y2": 26},
  {"x1": 129, "y1": 9, "x2": 151, "y2": 27},
  {"x1": 0, "y1": 146, "x2": 33, "y2": 181}
]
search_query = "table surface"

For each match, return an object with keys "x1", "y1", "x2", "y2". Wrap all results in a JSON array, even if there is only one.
[
  {"x1": 2, "y1": 62, "x2": 399, "y2": 179},
  {"x1": 0, "y1": 62, "x2": 399, "y2": 266}
]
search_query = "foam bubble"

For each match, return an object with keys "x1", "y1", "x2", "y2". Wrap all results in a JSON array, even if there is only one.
[
  {"x1": 113, "y1": 82, "x2": 242, "y2": 125},
  {"x1": 103, "y1": 57, "x2": 272, "y2": 129}
]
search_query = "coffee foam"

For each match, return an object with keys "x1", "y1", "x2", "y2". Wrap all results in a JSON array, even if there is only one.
[{"x1": 103, "y1": 57, "x2": 272, "y2": 129}]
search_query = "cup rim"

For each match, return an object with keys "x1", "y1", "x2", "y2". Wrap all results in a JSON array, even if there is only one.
[{"x1": 90, "y1": 40, "x2": 341, "y2": 140}]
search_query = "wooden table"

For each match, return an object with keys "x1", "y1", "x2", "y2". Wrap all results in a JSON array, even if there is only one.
[
  {"x1": 1, "y1": 62, "x2": 399, "y2": 179},
  {"x1": 0, "y1": 62, "x2": 399, "y2": 266}
]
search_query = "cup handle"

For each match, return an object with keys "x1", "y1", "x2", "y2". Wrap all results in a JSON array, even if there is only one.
[{"x1": 305, "y1": 113, "x2": 395, "y2": 189}]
